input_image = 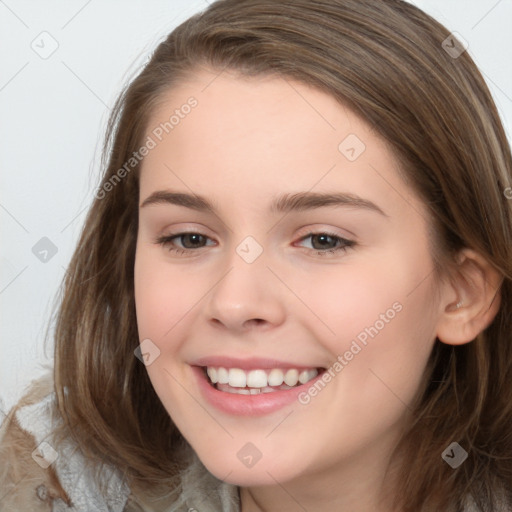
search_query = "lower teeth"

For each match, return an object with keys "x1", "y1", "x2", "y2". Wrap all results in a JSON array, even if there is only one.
[{"x1": 215, "y1": 382, "x2": 296, "y2": 395}]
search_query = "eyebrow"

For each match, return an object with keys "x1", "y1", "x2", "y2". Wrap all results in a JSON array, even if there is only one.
[{"x1": 140, "y1": 190, "x2": 388, "y2": 217}]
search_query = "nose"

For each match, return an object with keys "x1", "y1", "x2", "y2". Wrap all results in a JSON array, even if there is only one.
[{"x1": 203, "y1": 246, "x2": 287, "y2": 334}]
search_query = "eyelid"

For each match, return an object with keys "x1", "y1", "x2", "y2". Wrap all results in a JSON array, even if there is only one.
[
  {"x1": 155, "y1": 224, "x2": 214, "y2": 238},
  {"x1": 294, "y1": 224, "x2": 356, "y2": 242}
]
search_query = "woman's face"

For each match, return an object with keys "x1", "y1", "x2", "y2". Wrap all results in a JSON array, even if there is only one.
[{"x1": 134, "y1": 69, "x2": 442, "y2": 488}]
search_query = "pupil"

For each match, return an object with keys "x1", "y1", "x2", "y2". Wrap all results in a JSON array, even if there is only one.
[
  {"x1": 314, "y1": 234, "x2": 333, "y2": 249},
  {"x1": 184, "y1": 234, "x2": 203, "y2": 248}
]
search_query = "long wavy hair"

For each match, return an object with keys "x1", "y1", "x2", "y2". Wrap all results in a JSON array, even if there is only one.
[{"x1": 47, "y1": 0, "x2": 512, "y2": 510}]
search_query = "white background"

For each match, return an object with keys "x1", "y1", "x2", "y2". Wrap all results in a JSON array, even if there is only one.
[{"x1": 1, "y1": 0, "x2": 511, "y2": 417}]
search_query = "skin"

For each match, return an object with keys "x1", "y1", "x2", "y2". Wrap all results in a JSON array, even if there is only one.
[{"x1": 133, "y1": 68, "x2": 501, "y2": 512}]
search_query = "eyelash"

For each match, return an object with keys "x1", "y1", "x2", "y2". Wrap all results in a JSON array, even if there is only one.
[{"x1": 153, "y1": 230, "x2": 356, "y2": 257}]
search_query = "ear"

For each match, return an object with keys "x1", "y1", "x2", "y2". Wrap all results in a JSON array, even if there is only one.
[{"x1": 436, "y1": 248, "x2": 503, "y2": 345}]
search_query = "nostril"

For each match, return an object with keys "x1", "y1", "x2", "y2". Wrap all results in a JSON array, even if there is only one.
[{"x1": 245, "y1": 318, "x2": 265, "y2": 327}]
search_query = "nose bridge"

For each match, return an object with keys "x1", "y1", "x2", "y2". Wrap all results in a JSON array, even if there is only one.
[
  {"x1": 213, "y1": 234, "x2": 270, "y2": 306},
  {"x1": 204, "y1": 234, "x2": 287, "y2": 330}
]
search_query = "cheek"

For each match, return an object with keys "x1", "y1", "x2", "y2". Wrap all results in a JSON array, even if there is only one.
[
  {"x1": 327, "y1": 271, "x2": 436, "y2": 417},
  {"x1": 134, "y1": 250, "x2": 202, "y2": 340},
  {"x1": 305, "y1": 246, "x2": 437, "y2": 385},
  {"x1": 295, "y1": 259, "x2": 408, "y2": 346},
  {"x1": 133, "y1": 251, "x2": 198, "y2": 413}
]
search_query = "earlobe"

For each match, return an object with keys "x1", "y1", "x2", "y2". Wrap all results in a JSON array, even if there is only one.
[{"x1": 435, "y1": 248, "x2": 503, "y2": 346}]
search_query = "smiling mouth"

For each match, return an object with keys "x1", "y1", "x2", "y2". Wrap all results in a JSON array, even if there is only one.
[{"x1": 202, "y1": 366, "x2": 326, "y2": 395}]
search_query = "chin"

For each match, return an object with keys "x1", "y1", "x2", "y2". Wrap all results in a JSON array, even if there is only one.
[{"x1": 198, "y1": 452, "x2": 303, "y2": 487}]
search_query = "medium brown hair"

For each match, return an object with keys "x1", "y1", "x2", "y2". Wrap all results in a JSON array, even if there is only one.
[{"x1": 49, "y1": 0, "x2": 512, "y2": 509}]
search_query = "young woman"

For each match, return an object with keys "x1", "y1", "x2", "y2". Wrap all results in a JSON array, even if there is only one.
[{"x1": 1, "y1": 0, "x2": 511, "y2": 510}]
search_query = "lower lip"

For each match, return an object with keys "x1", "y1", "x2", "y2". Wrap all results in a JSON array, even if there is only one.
[{"x1": 191, "y1": 366, "x2": 324, "y2": 416}]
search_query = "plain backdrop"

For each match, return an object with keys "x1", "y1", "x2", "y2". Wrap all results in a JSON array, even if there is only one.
[{"x1": 1, "y1": 0, "x2": 511, "y2": 417}]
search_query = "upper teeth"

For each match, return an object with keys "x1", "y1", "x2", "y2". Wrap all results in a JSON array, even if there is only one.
[{"x1": 206, "y1": 367, "x2": 319, "y2": 388}]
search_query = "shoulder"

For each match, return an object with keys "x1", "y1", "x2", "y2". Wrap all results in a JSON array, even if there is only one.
[
  {"x1": 0, "y1": 372, "x2": 240, "y2": 512},
  {"x1": 0, "y1": 372, "x2": 72, "y2": 510},
  {"x1": 0, "y1": 372, "x2": 129, "y2": 511}
]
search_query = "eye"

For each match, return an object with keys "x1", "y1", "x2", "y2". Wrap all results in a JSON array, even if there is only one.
[
  {"x1": 154, "y1": 230, "x2": 356, "y2": 257},
  {"x1": 154, "y1": 232, "x2": 215, "y2": 256},
  {"x1": 295, "y1": 231, "x2": 356, "y2": 257}
]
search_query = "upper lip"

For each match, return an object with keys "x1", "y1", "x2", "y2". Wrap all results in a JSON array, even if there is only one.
[{"x1": 191, "y1": 356, "x2": 325, "y2": 371}]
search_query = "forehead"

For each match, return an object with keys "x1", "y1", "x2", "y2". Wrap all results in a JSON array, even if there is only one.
[
  {"x1": 144, "y1": 68, "x2": 370, "y2": 161},
  {"x1": 138, "y1": 69, "x2": 425, "y2": 222}
]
